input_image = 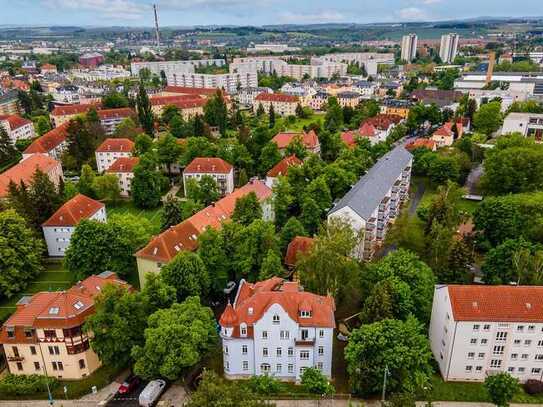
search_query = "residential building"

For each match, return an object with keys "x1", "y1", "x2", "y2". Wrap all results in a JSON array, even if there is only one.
[
  {"x1": 429, "y1": 285, "x2": 543, "y2": 383},
  {"x1": 236, "y1": 87, "x2": 273, "y2": 107},
  {"x1": 162, "y1": 86, "x2": 221, "y2": 99},
  {"x1": 406, "y1": 138, "x2": 437, "y2": 152},
  {"x1": 272, "y1": 130, "x2": 320, "y2": 156},
  {"x1": 40, "y1": 63, "x2": 57, "y2": 74},
  {"x1": 440, "y1": 34, "x2": 460, "y2": 64},
  {"x1": 22, "y1": 123, "x2": 69, "y2": 161},
  {"x1": 70, "y1": 66, "x2": 131, "y2": 82},
  {"x1": 316, "y1": 52, "x2": 395, "y2": 76},
  {"x1": 352, "y1": 81, "x2": 377, "y2": 98},
  {"x1": 328, "y1": 145, "x2": 412, "y2": 260},
  {"x1": 183, "y1": 157, "x2": 234, "y2": 196},
  {"x1": 130, "y1": 59, "x2": 226, "y2": 77},
  {"x1": 149, "y1": 95, "x2": 206, "y2": 119},
  {"x1": 219, "y1": 277, "x2": 335, "y2": 382},
  {"x1": 0, "y1": 114, "x2": 35, "y2": 143},
  {"x1": 254, "y1": 93, "x2": 299, "y2": 116},
  {"x1": 0, "y1": 90, "x2": 19, "y2": 115},
  {"x1": 135, "y1": 179, "x2": 273, "y2": 284},
  {"x1": 381, "y1": 99, "x2": 412, "y2": 119},
  {"x1": 0, "y1": 272, "x2": 128, "y2": 379},
  {"x1": 106, "y1": 157, "x2": 140, "y2": 197},
  {"x1": 97, "y1": 108, "x2": 135, "y2": 135},
  {"x1": 231, "y1": 57, "x2": 346, "y2": 80},
  {"x1": 0, "y1": 154, "x2": 63, "y2": 198},
  {"x1": 50, "y1": 104, "x2": 100, "y2": 127},
  {"x1": 308, "y1": 91, "x2": 328, "y2": 111},
  {"x1": 265, "y1": 155, "x2": 302, "y2": 188},
  {"x1": 42, "y1": 194, "x2": 106, "y2": 256},
  {"x1": 52, "y1": 85, "x2": 80, "y2": 104},
  {"x1": 502, "y1": 112, "x2": 543, "y2": 141},
  {"x1": 401, "y1": 34, "x2": 418, "y2": 63},
  {"x1": 95, "y1": 138, "x2": 134, "y2": 173},
  {"x1": 79, "y1": 52, "x2": 104, "y2": 67},
  {"x1": 342, "y1": 114, "x2": 403, "y2": 146},
  {"x1": 336, "y1": 91, "x2": 362, "y2": 108},
  {"x1": 284, "y1": 237, "x2": 314, "y2": 269},
  {"x1": 247, "y1": 44, "x2": 301, "y2": 53},
  {"x1": 411, "y1": 89, "x2": 464, "y2": 108},
  {"x1": 431, "y1": 120, "x2": 464, "y2": 148}
]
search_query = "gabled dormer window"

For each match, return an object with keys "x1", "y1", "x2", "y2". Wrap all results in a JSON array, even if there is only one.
[
  {"x1": 240, "y1": 323, "x2": 247, "y2": 337},
  {"x1": 299, "y1": 310, "x2": 311, "y2": 318}
]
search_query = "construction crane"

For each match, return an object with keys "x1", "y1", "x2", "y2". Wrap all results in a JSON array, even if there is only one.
[{"x1": 153, "y1": 4, "x2": 161, "y2": 51}]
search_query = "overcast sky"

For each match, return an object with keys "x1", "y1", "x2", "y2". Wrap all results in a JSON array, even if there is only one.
[{"x1": 2, "y1": 0, "x2": 542, "y2": 27}]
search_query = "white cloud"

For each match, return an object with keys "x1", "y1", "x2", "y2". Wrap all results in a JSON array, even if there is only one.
[
  {"x1": 396, "y1": 7, "x2": 430, "y2": 21},
  {"x1": 158, "y1": 0, "x2": 269, "y2": 10},
  {"x1": 278, "y1": 10, "x2": 345, "y2": 24},
  {"x1": 421, "y1": 0, "x2": 442, "y2": 4},
  {"x1": 45, "y1": 0, "x2": 147, "y2": 20}
]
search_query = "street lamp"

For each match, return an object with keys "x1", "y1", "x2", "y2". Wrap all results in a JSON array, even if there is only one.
[{"x1": 381, "y1": 365, "x2": 390, "y2": 402}]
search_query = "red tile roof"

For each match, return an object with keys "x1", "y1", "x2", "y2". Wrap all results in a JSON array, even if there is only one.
[
  {"x1": 272, "y1": 130, "x2": 319, "y2": 150},
  {"x1": 433, "y1": 122, "x2": 454, "y2": 137},
  {"x1": 219, "y1": 278, "x2": 335, "y2": 333},
  {"x1": 266, "y1": 155, "x2": 302, "y2": 178},
  {"x1": 150, "y1": 95, "x2": 205, "y2": 107},
  {"x1": 42, "y1": 194, "x2": 104, "y2": 227},
  {"x1": 23, "y1": 123, "x2": 69, "y2": 155},
  {"x1": 447, "y1": 285, "x2": 543, "y2": 322},
  {"x1": 285, "y1": 236, "x2": 315, "y2": 267},
  {"x1": 340, "y1": 130, "x2": 361, "y2": 148},
  {"x1": 97, "y1": 108, "x2": 135, "y2": 120},
  {"x1": 136, "y1": 180, "x2": 272, "y2": 262},
  {"x1": 358, "y1": 122, "x2": 377, "y2": 137},
  {"x1": 363, "y1": 114, "x2": 403, "y2": 130},
  {"x1": 406, "y1": 138, "x2": 437, "y2": 151},
  {"x1": 51, "y1": 103, "x2": 101, "y2": 117},
  {"x1": 0, "y1": 155, "x2": 60, "y2": 197},
  {"x1": 163, "y1": 86, "x2": 220, "y2": 96},
  {"x1": 107, "y1": 157, "x2": 140, "y2": 173},
  {"x1": 95, "y1": 138, "x2": 134, "y2": 153},
  {"x1": 0, "y1": 115, "x2": 33, "y2": 131},
  {"x1": 255, "y1": 93, "x2": 299, "y2": 103},
  {"x1": 184, "y1": 157, "x2": 233, "y2": 174}
]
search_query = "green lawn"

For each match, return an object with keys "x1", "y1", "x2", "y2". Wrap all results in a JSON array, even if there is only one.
[
  {"x1": 107, "y1": 201, "x2": 163, "y2": 235},
  {"x1": 282, "y1": 114, "x2": 324, "y2": 133}
]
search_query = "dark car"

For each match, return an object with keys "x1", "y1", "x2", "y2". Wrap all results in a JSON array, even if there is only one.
[{"x1": 118, "y1": 375, "x2": 140, "y2": 395}]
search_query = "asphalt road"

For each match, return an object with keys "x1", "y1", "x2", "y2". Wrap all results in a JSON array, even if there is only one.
[{"x1": 106, "y1": 381, "x2": 147, "y2": 407}]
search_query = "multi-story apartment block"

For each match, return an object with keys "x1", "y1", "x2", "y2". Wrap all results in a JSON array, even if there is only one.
[
  {"x1": 353, "y1": 81, "x2": 377, "y2": 97},
  {"x1": 272, "y1": 130, "x2": 320, "y2": 156},
  {"x1": 319, "y1": 53, "x2": 395, "y2": 76},
  {"x1": 265, "y1": 155, "x2": 302, "y2": 188},
  {"x1": 502, "y1": 112, "x2": 543, "y2": 141},
  {"x1": 22, "y1": 123, "x2": 69, "y2": 161},
  {"x1": 95, "y1": 138, "x2": 134, "y2": 173},
  {"x1": 135, "y1": 180, "x2": 273, "y2": 284},
  {"x1": 0, "y1": 272, "x2": 128, "y2": 379},
  {"x1": 52, "y1": 85, "x2": 80, "y2": 104},
  {"x1": 219, "y1": 277, "x2": 335, "y2": 382},
  {"x1": 149, "y1": 95, "x2": 206, "y2": 119},
  {"x1": 50, "y1": 104, "x2": 98, "y2": 127},
  {"x1": 431, "y1": 119, "x2": 464, "y2": 148},
  {"x1": 97, "y1": 108, "x2": 135, "y2": 135},
  {"x1": 328, "y1": 145, "x2": 412, "y2": 260},
  {"x1": 235, "y1": 87, "x2": 273, "y2": 107},
  {"x1": 430, "y1": 285, "x2": 543, "y2": 383},
  {"x1": 439, "y1": 34, "x2": 460, "y2": 64},
  {"x1": 161, "y1": 86, "x2": 221, "y2": 99},
  {"x1": 341, "y1": 114, "x2": 403, "y2": 147},
  {"x1": 0, "y1": 114, "x2": 35, "y2": 143},
  {"x1": 401, "y1": 34, "x2": 418, "y2": 62},
  {"x1": 130, "y1": 59, "x2": 226, "y2": 77},
  {"x1": 254, "y1": 93, "x2": 300, "y2": 116},
  {"x1": 380, "y1": 99, "x2": 412, "y2": 119},
  {"x1": 308, "y1": 91, "x2": 329, "y2": 111},
  {"x1": 42, "y1": 194, "x2": 106, "y2": 257},
  {"x1": 106, "y1": 157, "x2": 139, "y2": 197},
  {"x1": 0, "y1": 154, "x2": 63, "y2": 198},
  {"x1": 336, "y1": 91, "x2": 363, "y2": 108},
  {"x1": 0, "y1": 90, "x2": 20, "y2": 116},
  {"x1": 183, "y1": 157, "x2": 234, "y2": 196}
]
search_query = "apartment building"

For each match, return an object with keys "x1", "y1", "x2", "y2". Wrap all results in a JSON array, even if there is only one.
[
  {"x1": 308, "y1": 91, "x2": 328, "y2": 111},
  {"x1": 272, "y1": 130, "x2": 320, "y2": 156},
  {"x1": 52, "y1": 85, "x2": 80, "y2": 104},
  {"x1": 0, "y1": 154, "x2": 63, "y2": 198},
  {"x1": 502, "y1": 112, "x2": 543, "y2": 141},
  {"x1": 149, "y1": 95, "x2": 206, "y2": 120},
  {"x1": 161, "y1": 86, "x2": 221, "y2": 99},
  {"x1": 135, "y1": 180, "x2": 273, "y2": 285},
  {"x1": 265, "y1": 155, "x2": 302, "y2": 188},
  {"x1": 231, "y1": 57, "x2": 346, "y2": 80},
  {"x1": 0, "y1": 90, "x2": 20, "y2": 116},
  {"x1": 22, "y1": 123, "x2": 69, "y2": 161},
  {"x1": 95, "y1": 138, "x2": 134, "y2": 173},
  {"x1": 219, "y1": 277, "x2": 335, "y2": 382},
  {"x1": 381, "y1": 99, "x2": 412, "y2": 119},
  {"x1": 430, "y1": 285, "x2": 543, "y2": 383},
  {"x1": 336, "y1": 91, "x2": 362, "y2": 108},
  {"x1": 440, "y1": 34, "x2": 460, "y2": 64},
  {"x1": 183, "y1": 157, "x2": 234, "y2": 196},
  {"x1": 0, "y1": 114, "x2": 35, "y2": 142},
  {"x1": 42, "y1": 194, "x2": 106, "y2": 256},
  {"x1": 319, "y1": 52, "x2": 395, "y2": 76},
  {"x1": 328, "y1": 145, "x2": 412, "y2": 260},
  {"x1": 341, "y1": 114, "x2": 403, "y2": 147},
  {"x1": 235, "y1": 87, "x2": 273, "y2": 107},
  {"x1": 130, "y1": 59, "x2": 226, "y2": 77},
  {"x1": 106, "y1": 157, "x2": 140, "y2": 197},
  {"x1": 401, "y1": 34, "x2": 418, "y2": 62},
  {"x1": 0, "y1": 272, "x2": 128, "y2": 379},
  {"x1": 50, "y1": 104, "x2": 99, "y2": 127},
  {"x1": 97, "y1": 108, "x2": 135, "y2": 135},
  {"x1": 254, "y1": 93, "x2": 300, "y2": 116},
  {"x1": 431, "y1": 119, "x2": 464, "y2": 148}
]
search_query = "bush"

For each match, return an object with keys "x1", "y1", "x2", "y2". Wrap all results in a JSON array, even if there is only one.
[
  {"x1": 524, "y1": 380, "x2": 543, "y2": 395},
  {"x1": 0, "y1": 374, "x2": 58, "y2": 396},
  {"x1": 301, "y1": 367, "x2": 335, "y2": 395},
  {"x1": 247, "y1": 375, "x2": 281, "y2": 395}
]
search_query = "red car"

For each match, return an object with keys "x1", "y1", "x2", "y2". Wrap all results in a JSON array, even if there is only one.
[{"x1": 118, "y1": 375, "x2": 140, "y2": 395}]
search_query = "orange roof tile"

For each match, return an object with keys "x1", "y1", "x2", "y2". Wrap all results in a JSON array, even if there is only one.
[
  {"x1": 405, "y1": 138, "x2": 437, "y2": 151},
  {"x1": 340, "y1": 130, "x2": 361, "y2": 148},
  {"x1": 285, "y1": 236, "x2": 315, "y2": 267},
  {"x1": 0, "y1": 155, "x2": 60, "y2": 197},
  {"x1": 255, "y1": 92, "x2": 299, "y2": 103},
  {"x1": 266, "y1": 155, "x2": 302, "y2": 177},
  {"x1": 163, "y1": 86, "x2": 221, "y2": 96},
  {"x1": 97, "y1": 108, "x2": 134, "y2": 120},
  {"x1": 51, "y1": 103, "x2": 101, "y2": 117},
  {"x1": 358, "y1": 122, "x2": 377, "y2": 137},
  {"x1": 42, "y1": 194, "x2": 104, "y2": 227},
  {"x1": 0, "y1": 115, "x2": 33, "y2": 131},
  {"x1": 95, "y1": 138, "x2": 134, "y2": 153},
  {"x1": 106, "y1": 157, "x2": 140, "y2": 173},
  {"x1": 184, "y1": 157, "x2": 233, "y2": 174},
  {"x1": 150, "y1": 94, "x2": 204, "y2": 107},
  {"x1": 363, "y1": 114, "x2": 403, "y2": 130},
  {"x1": 272, "y1": 130, "x2": 319, "y2": 150},
  {"x1": 23, "y1": 123, "x2": 69, "y2": 154}
]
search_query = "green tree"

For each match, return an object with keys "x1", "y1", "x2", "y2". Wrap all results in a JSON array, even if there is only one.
[
  {"x1": 136, "y1": 82, "x2": 154, "y2": 135},
  {"x1": 78, "y1": 164, "x2": 96, "y2": 198},
  {"x1": 102, "y1": 91, "x2": 129, "y2": 108},
  {"x1": 132, "y1": 153, "x2": 167, "y2": 209},
  {"x1": 258, "y1": 142, "x2": 282, "y2": 175},
  {"x1": 185, "y1": 175, "x2": 220, "y2": 206},
  {"x1": 140, "y1": 273, "x2": 176, "y2": 312},
  {"x1": 232, "y1": 192, "x2": 262, "y2": 226},
  {"x1": 256, "y1": 103, "x2": 265, "y2": 117},
  {"x1": 259, "y1": 249, "x2": 285, "y2": 280},
  {"x1": 0, "y1": 125, "x2": 17, "y2": 166},
  {"x1": 345, "y1": 317, "x2": 433, "y2": 396},
  {"x1": 161, "y1": 252, "x2": 210, "y2": 302},
  {"x1": 301, "y1": 367, "x2": 335, "y2": 395},
  {"x1": 63, "y1": 118, "x2": 96, "y2": 171},
  {"x1": 132, "y1": 297, "x2": 217, "y2": 380},
  {"x1": 324, "y1": 96, "x2": 343, "y2": 132},
  {"x1": 284, "y1": 136, "x2": 307, "y2": 160},
  {"x1": 156, "y1": 133, "x2": 182, "y2": 174},
  {"x1": 92, "y1": 174, "x2": 121, "y2": 202},
  {"x1": 203, "y1": 90, "x2": 228, "y2": 135},
  {"x1": 0, "y1": 210, "x2": 44, "y2": 298},
  {"x1": 300, "y1": 196, "x2": 323, "y2": 235},
  {"x1": 161, "y1": 195, "x2": 183, "y2": 230},
  {"x1": 484, "y1": 372, "x2": 520, "y2": 407},
  {"x1": 34, "y1": 116, "x2": 52, "y2": 136},
  {"x1": 113, "y1": 117, "x2": 139, "y2": 139},
  {"x1": 134, "y1": 133, "x2": 154, "y2": 156},
  {"x1": 473, "y1": 101, "x2": 503, "y2": 135},
  {"x1": 197, "y1": 228, "x2": 230, "y2": 295},
  {"x1": 279, "y1": 217, "x2": 306, "y2": 253},
  {"x1": 360, "y1": 278, "x2": 407, "y2": 323}
]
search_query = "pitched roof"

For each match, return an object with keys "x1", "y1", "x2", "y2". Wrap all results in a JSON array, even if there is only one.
[
  {"x1": 219, "y1": 278, "x2": 335, "y2": 333},
  {"x1": 0, "y1": 115, "x2": 33, "y2": 131},
  {"x1": 42, "y1": 194, "x2": 104, "y2": 227},
  {"x1": 106, "y1": 157, "x2": 140, "y2": 173},
  {"x1": 150, "y1": 95, "x2": 205, "y2": 107},
  {"x1": 255, "y1": 92, "x2": 299, "y2": 103},
  {"x1": 405, "y1": 138, "x2": 437, "y2": 151},
  {"x1": 363, "y1": 114, "x2": 403, "y2": 130},
  {"x1": 95, "y1": 138, "x2": 134, "y2": 153},
  {"x1": 340, "y1": 130, "x2": 361, "y2": 148},
  {"x1": 184, "y1": 157, "x2": 233, "y2": 174},
  {"x1": 136, "y1": 179, "x2": 272, "y2": 262},
  {"x1": 23, "y1": 123, "x2": 69, "y2": 154},
  {"x1": 285, "y1": 236, "x2": 314, "y2": 267},
  {"x1": 51, "y1": 103, "x2": 100, "y2": 117},
  {"x1": 328, "y1": 144, "x2": 412, "y2": 220},
  {"x1": 272, "y1": 130, "x2": 319, "y2": 150},
  {"x1": 0, "y1": 154, "x2": 60, "y2": 197},
  {"x1": 446, "y1": 285, "x2": 543, "y2": 322},
  {"x1": 358, "y1": 122, "x2": 377, "y2": 137},
  {"x1": 163, "y1": 86, "x2": 220, "y2": 96},
  {"x1": 97, "y1": 108, "x2": 134, "y2": 120},
  {"x1": 433, "y1": 122, "x2": 454, "y2": 137},
  {"x1": 266, "y1": 155, "x2": 302, "y2": 178}
]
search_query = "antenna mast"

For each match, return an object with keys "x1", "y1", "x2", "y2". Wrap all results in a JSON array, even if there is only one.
[{"x1": 153, "y1": 4, "x2": 161, "y2": 51}]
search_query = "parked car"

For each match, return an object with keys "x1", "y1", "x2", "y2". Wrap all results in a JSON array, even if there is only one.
[
  {"x1": 118, "y1": 375, "x2": 140, "y2": 395},
  {"x1": 139, "y1": 379, "x2": 166, "y2": 407}
]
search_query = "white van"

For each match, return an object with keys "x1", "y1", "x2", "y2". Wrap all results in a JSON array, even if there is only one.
[{"x1": 138, "y1": 379, "x2": 166, "y2": 407}]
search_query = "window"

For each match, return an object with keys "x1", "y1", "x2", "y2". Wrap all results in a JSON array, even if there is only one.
[
  {"x1": 511, "y1": 354, "x2": 518, "y2": 360},
  {"x1": 536, "y1": 354, "x2": 543, "y2": 361},
  {"x1": 273, "y1": 315, "x2": 280, "y2": 325},
  {"x1": 262, "y1": 331, "x2": 268, "y2": 339},
  {"x1": 225, "y1": 361, "x2": 229, "y2": 372},
  {"x1": 263, "y1": 348, "x2": 268, "y2": 357},
  {"x1": 57, "y1": 362, "x2": 63, "y2": 371},
  {"x1": 44, "y1": 330, "x2": 56, "y2": 339},
  {"x1": 538, "y1": 340, "x2": 543, "y2": 347},
  {"x1": 277, "y1": 348, "x2": 282, "y2": 357},
  {"x1": 288, "y1": 364, "x2": 294, "y2": 373},
  {"x1": 16, "y1": 362, "x2": 23, "y2": 371},
  {"x1": 30, "y1": 346, "x2": 36, "y2": 355},
  {"x1": 490, "y1": 359, "x2": 502, "y2": 368},
  {"x1": 52, "y1": 362, "x2": 58, "y2": 371},
  {"x1": 519, "y1": 367, "x2": 526, "y2": 373},
  {"x1": 224, "y1": 346, "x2": 228, "y2": 355},
  {"x1": 533, "y1": 368, "x2": 542, "y2": 375},
  {"x1": 319, "y1": 330, "x2": 324, "y2": 338},
  {"x1": 288, "y1": 347, "x2": 294, "y2": 357},
  {"x1": 243, "y1": 361, "x2": 249, "y2": 371},
  {"x1": 493, "y1": 346, "x2": 505, "y2": 355},
  {"x1": 481, "y1": 339, "x2": 488, "y2": 345},
  {"x1": 7, "y1": 327, "x2": 14, "y2": 338},
  {"x1": 79, "y1": 359, "x2": 85, "y2": 369},
  {"x1": 508, "y1": 367, "x2": 515, "y2": 373},
  {"x1": 300, "y1": 367, "x2": 307, "y2": 375},
  {"x1": 12, "y1": 346, "x2": 19, "y2": 357},
  {"x1": 276, "y1": 364, "x2": 282, "y2": 373},
  {"x1": 478, "y1": 353, "x2": 485, "y2": 359},
  {"x1": 317, "y1": 362, "x2": 324, "y2": 370},
  {"x1": 465, "y1": 365, "x2": 473, "y2": 372},
  {"x1": 299, "y1": 310, "x2": 311, "y2": 318},
  {"x1": 468, "y1": 352, "x2": 475, "y2": 359},
  {"x1": 280, "y1": 330, "x2": 289, "y2": 340},
  {"x1": 318, "y1": 346, "x2": 324, "y2": 356},
  {"x1": 529, "y1": 325, "x2": 536, "y2": 332},
  {"x1": 301, "y1": 329, "x2": 309, "y2": 340},
  {"x1": 496, "y1": 332, "x2": 508, "y2": 341},
  {"x1": 514, "y1": 339, "x2": 521, "y2": 346},
  {"x1": 34, "y1": 362, "x2": 40, "y2": 371},
  {"x1": 522, "y1": 354, "x2": 529, "y2": 360},
  {"x1": 241, "y1": 326, "x2": 247, "y2": 336},
  {"x1": 470, "y1": 338, "x2": 477, "y2": 345},
  {"x1": 300, "y1": 351, "x2": 310, "y2": 360},
  {"x1": 260, "y1": 364, "x2": 270, "y2": 373},
  {"x1": 476, "y1": 366, "x2": 483, "y2": 372},
  {"x1": 473, "y1": 324, "x2": 480, "y2": 331},
  {"x1": 525, "y1": 340, "x2": 533, "y2": 346},
  {"x1": 518, "y1": 325, "x2": 525, "y2": 332},
  {"x1": 24, "y1": 329, "x2": 33, "y2": 338},
  {"x1": 242, "y1": 345, "x2": 248, "y2": 355},
  {"x1": 484, "y1": 324, "x2": 491, "y2": 331}
]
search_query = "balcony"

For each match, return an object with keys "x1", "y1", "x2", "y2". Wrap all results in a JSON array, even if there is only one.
[
  {"x1": 295, "y1": 338, "x2": 315, "y2": 346},
  {"x1": 66, "y1": 340, "x2": 90, "y2": 355},
  {"x1": 7, "y1": 356, "x2": 24, "y2": 362}
]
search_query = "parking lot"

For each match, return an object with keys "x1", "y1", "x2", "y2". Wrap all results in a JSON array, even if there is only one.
[{"x1": 105, "y1": 381, "x2": 147, "y2": 407}]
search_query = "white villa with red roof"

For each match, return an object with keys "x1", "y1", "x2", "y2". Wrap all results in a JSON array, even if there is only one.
[
  {"x1": 0, "y1": 272, "x2": 128, "y2": 379},
  {"x1": 265, "y1": 155, "x2": 302, "y2": 188},
  {"x1": 0, "y1": 114, "x2": 36, "y2": 143},
  {"x1": 42, "y1": 194, "x2": 106, "y2": 256},
  {"x1": 183, "y1": 157, "x2": 234, "y2": 196},
  {"x1": 341, "y1": 114, "x2": 403, "y2": 147},
  {"x1": 430, "y1": 285, "x2": 543, "y2": 383},
  {"x1": 271, "y1": 130, "x2": 320, "y2": 156},
  {"x1": 95, "y1": 138, "x2": 135, "y2": 173},
  {"x1": 22, "y1": 123, "x2": 69, "y2": 161},
  {"x1": 219, "y1": 277, "x2": 335, "y2": 382},
  {"x1": 107, "y1": 157, "x2": 140, "y2": 197}
]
